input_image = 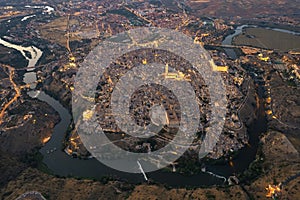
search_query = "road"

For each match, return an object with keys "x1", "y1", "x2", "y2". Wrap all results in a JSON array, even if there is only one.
[
  {"x1": 0, "y1": 64, "x2": 21, "y2": 124},
  {"x1": 227, "y1": 77, "x2": 251, "y2": 131}
]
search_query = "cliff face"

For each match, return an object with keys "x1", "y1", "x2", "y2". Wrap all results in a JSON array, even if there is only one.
[
  {"x1": 0, "y1": 168, "x2": 133, "y2": 200},
  {"x1": 42, "y1": 76, "x2": 72, "y2": 110},
  {"x1": 246, "y1": 131, "x2": 300, "y2": 199},
  {"x1": 267, "y1": 72, "x2": 300, "y2": 152},
  {"x1": 0, "y1": 153, "x2": 26, "y2": 188},
  {"x1": 0, "y1": 100, "x2": 59, "y2": 156},
  {"x1": 0, "y1": 99, "x2": 59, "y2": 190}
]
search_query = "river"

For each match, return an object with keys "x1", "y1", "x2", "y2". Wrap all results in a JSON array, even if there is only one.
[
  {"x1": 222, "y1": 25, "x2": 300, "y2": 59},
  {"x1": 0, "y1": 23, "x2": 277, "y2": 186},
  {"x1": 222, "y1": 25, "x2": 249, "y2": 59}
]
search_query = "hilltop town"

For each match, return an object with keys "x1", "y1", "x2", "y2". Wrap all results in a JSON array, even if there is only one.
[{"x1": 0, "y1": 0, "x2": 299, "y2": 199}]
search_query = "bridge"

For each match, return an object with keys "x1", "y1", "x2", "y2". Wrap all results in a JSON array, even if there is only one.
[
  {"x1": 13, "y1": 64, "x2": 45, "y2": 71},
  {"x1": 209, "y1": 44, "x2": 263, "y2": 50}
]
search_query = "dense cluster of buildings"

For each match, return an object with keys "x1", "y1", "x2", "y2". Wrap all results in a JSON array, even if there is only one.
[{"x1": 1, "y1": 0, "x2": 299, "y2": 161}]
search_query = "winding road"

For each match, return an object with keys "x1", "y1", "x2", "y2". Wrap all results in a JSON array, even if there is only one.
[{"x1": 0, "y1": 64, "x2": 21, "y2": 124}]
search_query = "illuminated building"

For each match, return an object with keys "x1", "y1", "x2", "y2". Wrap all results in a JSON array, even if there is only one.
[
  {"x1": 142, "y1": 59, "x2": 147, "y2": 65},
  {"x1": 83, "y1": 109, "x2": 94, "y2": 121},
  {"x1": 209, "y1": 59, "x2": 228, "y2": 72},
  {"x1": 42, "y1": 137, "x2": 51, "y2": 144},
  {"x1": 163, "y1": 64, "x2": 191, "y2": 81},
  {"x1": 258, "y1": 53, "x2": 270, "y2": 62},
  {"x1": 266, "y1": 110, "x2": 273, "y2": 115},
  {"x1": 266, "y1": 184, "x2": 281, "y2": 199}
]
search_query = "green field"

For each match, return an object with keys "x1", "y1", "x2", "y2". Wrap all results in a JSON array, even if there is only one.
[{"x1": 233, "y1": 27, "x2": 300, "y2": 52}]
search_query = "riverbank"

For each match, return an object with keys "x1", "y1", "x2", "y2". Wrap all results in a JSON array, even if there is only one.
[
  {"x1": 244, "y1": 130, "x2": 300, "y2": 199},
  {"x1": 237, "y1": 20, "x2": 300, "y2": 33},
  {"x1": 0, "y1": 22, "x2": 273, "y2": 189},
  {"x1": 233, "y1": 27, "x2": 300, "y2": 52}
]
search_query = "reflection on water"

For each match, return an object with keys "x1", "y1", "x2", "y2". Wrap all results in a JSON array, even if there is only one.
[
  {"x1": 222, "y1": 25, "x2": 249, "y2": 59},
  {"x1": 222, "y1": 25, "x2": 300, "y2": 59},
  {"x1": 0, "y1": 25, "x2": 273, "y2": 186}
]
